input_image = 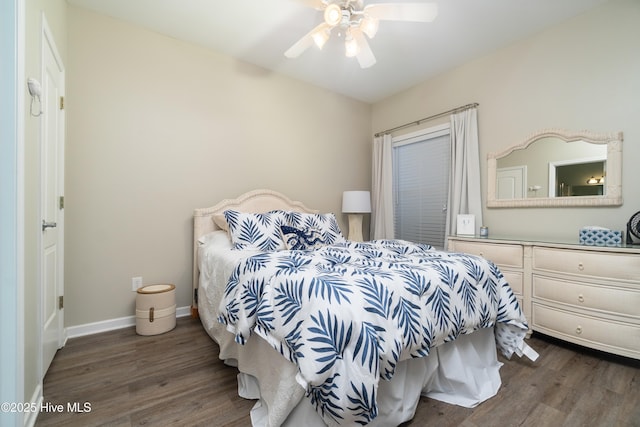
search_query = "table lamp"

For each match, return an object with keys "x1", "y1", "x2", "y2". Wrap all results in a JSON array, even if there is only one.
[{"x1": 342, "y1": 191, "x2": 371, "y2": 242}]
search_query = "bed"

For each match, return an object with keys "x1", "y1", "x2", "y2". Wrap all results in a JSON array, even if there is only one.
[{"x1": 193, "y1": 189, "x2": 537, "y2": 427}]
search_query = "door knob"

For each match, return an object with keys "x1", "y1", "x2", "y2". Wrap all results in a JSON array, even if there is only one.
[{"x1": 42, "y1": 220, "x2": 57, "y2": 231}]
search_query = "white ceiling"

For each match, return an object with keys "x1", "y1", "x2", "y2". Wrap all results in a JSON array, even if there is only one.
[{"x1": 67, "y1": 0, "x2": 610, "y2": 103}]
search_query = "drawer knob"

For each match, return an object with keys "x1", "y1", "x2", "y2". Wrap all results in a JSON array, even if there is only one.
[
  {"x1": 576, "y1": 325, "x2": 582, "y2": 334},
  {"x1": 578, "y1": 294, "x2": 584, "y2": 303},
  {"x1": 578, "y1": 262, "x2": 584, "y2": 271}
]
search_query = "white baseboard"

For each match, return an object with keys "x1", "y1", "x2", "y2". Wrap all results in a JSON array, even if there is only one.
[
  {"x1": 23, "y1": 383, "x2": 42, "y2": 427},
  {"x1": 65, "y1": 305, "x2": 192, "y2": 339}
]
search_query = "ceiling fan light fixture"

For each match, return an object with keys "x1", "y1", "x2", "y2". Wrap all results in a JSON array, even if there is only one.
[
  {"x1": 324, "y1": 3, "x2": 342, "y2": 26},
  {"x1": 360, "y1": 15, "x2": 379, "y2": 38},
  {"x1": 286, "y1": 1, "x2": 438, "y2": 66}
]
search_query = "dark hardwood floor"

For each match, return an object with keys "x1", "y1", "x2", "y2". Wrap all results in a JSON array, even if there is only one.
[{"x1": 36, "y1": 317, "x2": 640, "y2": 427}]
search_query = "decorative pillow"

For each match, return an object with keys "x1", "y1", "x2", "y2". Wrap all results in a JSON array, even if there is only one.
[
  {"x1": 286, "y1": 212, "x2": 346, "y2": 245},
  {"x1": 211, "y1": 212, "x2": 229, "y2": 231},
  {"x1": 280, "y1": 225, "x2": 326, "y2": 250},
  {"x1": 223, "y1": 210, "x2": 288, "y2": 251}
]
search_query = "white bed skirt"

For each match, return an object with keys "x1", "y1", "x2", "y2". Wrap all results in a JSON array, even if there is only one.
[{"x1": 237, "y1": 327, "x2": 502, "y2": 427}]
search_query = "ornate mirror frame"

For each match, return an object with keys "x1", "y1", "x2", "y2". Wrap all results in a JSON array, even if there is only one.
[{"x1": 487, "y1": 129, "x2": 623, "y2": 208}]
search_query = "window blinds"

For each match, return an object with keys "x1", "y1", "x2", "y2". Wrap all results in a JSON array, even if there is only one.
[{"x1": 393, "y1": 130, "x2": 450, "y2": 249}]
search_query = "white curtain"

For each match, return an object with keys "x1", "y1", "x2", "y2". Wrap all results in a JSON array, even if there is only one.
[
  {"x1": 447, "y1": 107, "x2": 483, "y2": 239},
  {"x1": 371, "y1": 134, "x2": 394, "y2": 239}
]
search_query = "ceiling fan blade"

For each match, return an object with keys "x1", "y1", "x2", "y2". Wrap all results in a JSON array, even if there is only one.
[
  {"x1": 363, "y1": 3, "x2": 438, "y2": 22},
  {"x1": 352, "y1": 30, "x2": 376, "y2": 68},
  {"x1": 284, "y1": 22, "x2": 331, "y2": 58},
  {"x1": 290, "y1": 0, "x2": 327, "y2": 10}
]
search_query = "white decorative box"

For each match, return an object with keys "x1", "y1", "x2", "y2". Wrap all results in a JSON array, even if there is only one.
[
  {"x1": 578, "y1": 228, "x2": 622, "y2": 247},
  {"x1": 456, "y1": 214, "x2": 475, "y2": 236},
  {"x1": 136, "y1": 284, "x2": 176, "y2": 336}
]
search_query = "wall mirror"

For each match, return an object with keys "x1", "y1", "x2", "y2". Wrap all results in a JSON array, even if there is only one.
[{"x1": 487, "y1": 129, "x2": 623, "y2": 207}]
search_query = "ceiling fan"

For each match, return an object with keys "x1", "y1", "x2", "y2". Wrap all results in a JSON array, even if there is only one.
[{"x1": 285, "y1": 0, "x2": 438, "y2": 68}]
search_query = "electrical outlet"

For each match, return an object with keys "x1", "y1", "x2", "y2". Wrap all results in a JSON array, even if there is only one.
[{"x1": 132, "y1": 276, "x2": 143, "y2": 291}]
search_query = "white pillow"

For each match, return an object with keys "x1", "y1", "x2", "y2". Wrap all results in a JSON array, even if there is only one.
[{"x1": 198, "y1": 230, "x2": 232, "y2": 248}]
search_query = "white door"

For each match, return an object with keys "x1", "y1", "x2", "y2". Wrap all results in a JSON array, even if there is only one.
[
  {"x1": 496, "y1": 166, "x2": 526, "y2": 199},
  {"x1": 41, "y1": 20, "x2": 65, "y2": 375}
]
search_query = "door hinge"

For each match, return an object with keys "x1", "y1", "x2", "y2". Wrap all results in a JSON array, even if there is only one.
[
  {"x1": 58, "y1": 295, "x2": 64, "y2": 310},
  {"x1": 59, "y1": 196, "x2": 64, "y2": 209},
  {"x1": 59, "y1": 96, "x2": 64, "y2": 110}
]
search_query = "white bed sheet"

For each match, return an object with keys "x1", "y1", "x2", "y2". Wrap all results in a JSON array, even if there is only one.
[
  {"x1": 198, "y1": 231, "x2": 305, "y2": 426},
  {"x1": 198, "y1": 231, "x2": 506, "y2": 427}
]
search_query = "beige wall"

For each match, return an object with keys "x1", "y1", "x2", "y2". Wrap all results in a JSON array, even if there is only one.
[
  {"x1": 65, "y1": 6, "x2": 371, "y2": 327},
  {"x1": 24, "y1": 0, "x2": 67, "y2": 404},
  {"x1": 372, "y1": 0, "x2": 640, "y2": 240}
]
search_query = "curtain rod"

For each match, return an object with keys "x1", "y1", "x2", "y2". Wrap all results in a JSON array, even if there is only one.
[{"x1": 374, "y1": 102, "x2": 479, "y2": 137}]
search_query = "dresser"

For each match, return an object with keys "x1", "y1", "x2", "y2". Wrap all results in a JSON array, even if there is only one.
[{"x1": 448, "y1": 236, "x2": 640, "y2": 359}]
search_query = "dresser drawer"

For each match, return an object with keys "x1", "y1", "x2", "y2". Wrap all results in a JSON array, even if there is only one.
[
  {"x1": 503, "y1": 270, "x2": 523, "y2": 295},
  {"x1": 532, "y1": 247, "x2": 640, "y2": 282},
  {"x1": 451, "y1": 241, "x2": 523, "y2": 269},
  {"x1": 533, "y1": 275, "x2": 640, "y2": 319},
  {"x1": 532, "y1": 303, "x2": 640, "y2": 358}
]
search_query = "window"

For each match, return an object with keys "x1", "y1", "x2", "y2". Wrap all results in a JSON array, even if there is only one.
[{"x1": 393, "y1": 124, "x2": 451, "y2": 249}]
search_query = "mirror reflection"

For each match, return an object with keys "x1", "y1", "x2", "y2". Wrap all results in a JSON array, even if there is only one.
[
  {"x1": 554, "y1": 160, "x2": 605, "y2": 197},
  {"x1": 496, "y1": 138, "x2": 607, "y2": 199}
]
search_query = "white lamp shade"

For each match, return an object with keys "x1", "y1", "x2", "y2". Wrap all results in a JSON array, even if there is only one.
[{"x1": 342, "y1": 191, "x2": 371, "y2": 213}]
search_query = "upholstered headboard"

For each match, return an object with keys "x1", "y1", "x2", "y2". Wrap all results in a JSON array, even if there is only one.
[{"x1": 191, "y1": 189, "x2": 318, "y2": 316}]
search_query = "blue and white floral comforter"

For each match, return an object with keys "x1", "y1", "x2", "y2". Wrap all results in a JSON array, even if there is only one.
[{"x1": 218, "y1": 239, "x2": 529, "y2": 426}]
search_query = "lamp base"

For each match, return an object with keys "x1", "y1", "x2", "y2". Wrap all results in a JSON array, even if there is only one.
[{"x1": 347, "y1": 214, "x2": 364, "y2": 242}]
